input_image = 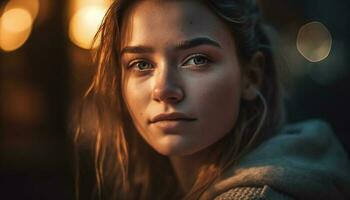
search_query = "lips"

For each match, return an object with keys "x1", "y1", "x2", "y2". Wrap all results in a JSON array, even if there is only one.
[{"x1": 150, "y1": 112, "x2": 196, "y2": 123}]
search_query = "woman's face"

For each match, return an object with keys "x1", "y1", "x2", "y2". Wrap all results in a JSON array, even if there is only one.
[{"x1": 121, "y1": 0, "x2": 244, "y2": 156}]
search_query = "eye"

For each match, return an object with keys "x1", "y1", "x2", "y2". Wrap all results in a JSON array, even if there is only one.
[
  {"x1": 129, "y1": 60, "x2": 154, "y2": 71},
  {"x1": 183, "y1": 54, "x2": 211, "y2": 67}
]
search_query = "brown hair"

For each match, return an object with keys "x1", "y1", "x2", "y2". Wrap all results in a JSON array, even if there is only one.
[{"x1": 74, "y1": 0, "x2": 285, "y2": 199}]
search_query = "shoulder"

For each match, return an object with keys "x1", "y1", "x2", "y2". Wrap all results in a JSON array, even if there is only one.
[
  {"x1": 202, "y1": 119, "x2": 350, "y2": 200},
  {"x1": 246, "y1": 119, "x2": 338, "y2": 162},
  {"x1": 214, "y1": 185, "x2": 294, "y2": 200},
  {"x1": 279, "y1": 119, "x2": 333, "y2": 139}
]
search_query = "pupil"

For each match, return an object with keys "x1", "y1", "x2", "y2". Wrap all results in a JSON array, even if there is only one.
[
  {"x1": 139, "y1": 62, "x2": 149, "y2": 69},
  {"x1": 194, "y1": 57, "x2": 205, "y2": 64}
]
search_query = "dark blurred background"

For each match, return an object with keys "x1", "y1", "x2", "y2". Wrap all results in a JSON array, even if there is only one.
[{"x1": 0, "y1": 0, "x2": 349, "y2": 199}]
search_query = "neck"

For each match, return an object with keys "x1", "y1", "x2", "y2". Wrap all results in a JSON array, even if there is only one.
[{"x1": 169, "y1": 147, "x2": 217, "y2": 194}]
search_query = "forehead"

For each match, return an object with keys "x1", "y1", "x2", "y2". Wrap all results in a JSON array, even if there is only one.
[{"x1": 121, "y1": 0, "x2": 233, "y2": 48}]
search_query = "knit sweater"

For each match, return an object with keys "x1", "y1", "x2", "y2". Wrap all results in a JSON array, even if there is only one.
[{"x1": 201, "y1": 120, "x2": 350, "y2": 200}]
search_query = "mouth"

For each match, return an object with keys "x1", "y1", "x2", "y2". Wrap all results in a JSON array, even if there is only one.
[
  {"x1": 150, "y1": 118, "x2": 196, "y2": 132},
  {"x1": 159, "y1": 118, "x2": 196, "y2": 121},
  {"x1": 150, "y1": 112, "x2": 196, "y2": 123}
]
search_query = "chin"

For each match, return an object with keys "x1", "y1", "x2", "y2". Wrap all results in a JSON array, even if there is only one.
[{"x1": 152, "y1": 135, "x2": 205, "y2": 157}]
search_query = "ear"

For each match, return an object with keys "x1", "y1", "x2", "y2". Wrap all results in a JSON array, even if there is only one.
[{"x1": 241, "y1": 51, "x2": 265, "y2": 101}]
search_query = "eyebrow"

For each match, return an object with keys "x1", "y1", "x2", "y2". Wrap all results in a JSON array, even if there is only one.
[
  {"x1": 120, "y1": 46, "x2": 154, "y2": 55},
  {"x1": 120, "y1": 37, "x2": 221, "y2": 56},
  {"x1": 175, "y1": 37, "x2": 221, "y2": 50}
]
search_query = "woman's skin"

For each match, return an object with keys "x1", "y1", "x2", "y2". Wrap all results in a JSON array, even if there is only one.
[{"x1": 121, "y1": 0, "x2": 261, "y2": 193}]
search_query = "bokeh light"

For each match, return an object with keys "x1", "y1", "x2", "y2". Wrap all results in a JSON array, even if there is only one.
[
  {"x1": 1, "y1": 8, "x2": 32, "y2": 32},
  {"x1": 297, "y1": 21, "x2": 332, "y2": 62},
  {"x1": 0, "y1": 8, "x2": 33, "y2": 51},
  {"x1": 72, "y1": 0, "x2": 111, "y2": 11},
  {"x1": 4, "y1": 0, "x2": 40, "y2": 20},
  {"x1": 308, "y1": 42, "x2": 347, "y2": 85},
  {"x1": 68, "y1": 5, "x2": 107, "y2": 49}
]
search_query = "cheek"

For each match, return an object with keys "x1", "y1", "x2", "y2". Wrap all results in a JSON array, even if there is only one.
[
  {"x1": 209, "y1": 80, "x2": 240, "y2": 115},
  {"x1": 123, "y1": 79, "x2": 150, "y2": 130},
  {"x1": 190, "y1": 69, "x2": 242, "y2": 137}
]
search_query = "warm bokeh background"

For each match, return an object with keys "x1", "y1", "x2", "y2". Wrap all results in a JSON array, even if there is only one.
[{"x1": 1, "y1": 0, "x2": 349, "y2": 199}]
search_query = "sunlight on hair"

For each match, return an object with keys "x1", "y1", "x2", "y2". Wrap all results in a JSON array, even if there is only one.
[
  {"x1": 0, "y1": 8, "x2": 33, "y2": 51},
  {"x1": 297, "y1": 21, "x2": 332, "y2": 62},
  {"x1": 68, "y1": 5, "x2": 107, "y2": 49}
]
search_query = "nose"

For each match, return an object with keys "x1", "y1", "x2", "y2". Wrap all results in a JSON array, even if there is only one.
[{"x1": 152, "y1": 66, "x2": 184, "y2": 104}]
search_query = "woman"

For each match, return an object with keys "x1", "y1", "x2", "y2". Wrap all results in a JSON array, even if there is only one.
[{"x1": 74, "y1": 0, "x2": 350, "y2": 199}]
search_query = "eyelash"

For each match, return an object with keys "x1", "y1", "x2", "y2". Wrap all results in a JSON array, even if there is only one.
[
  {"x1": 127, "y1": 54, "x2": 212, "y2": 72},
  {"x1": 182, "y1": 54, "x2": 211, "y2": 68},
  {"x1": 128, "y1": 59, "x2": 154, "y2": 71}
]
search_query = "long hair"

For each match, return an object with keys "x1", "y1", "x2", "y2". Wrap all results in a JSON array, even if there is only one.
[{"x1": 73, "y1": 0, "x2": 285, "y2": 199}]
